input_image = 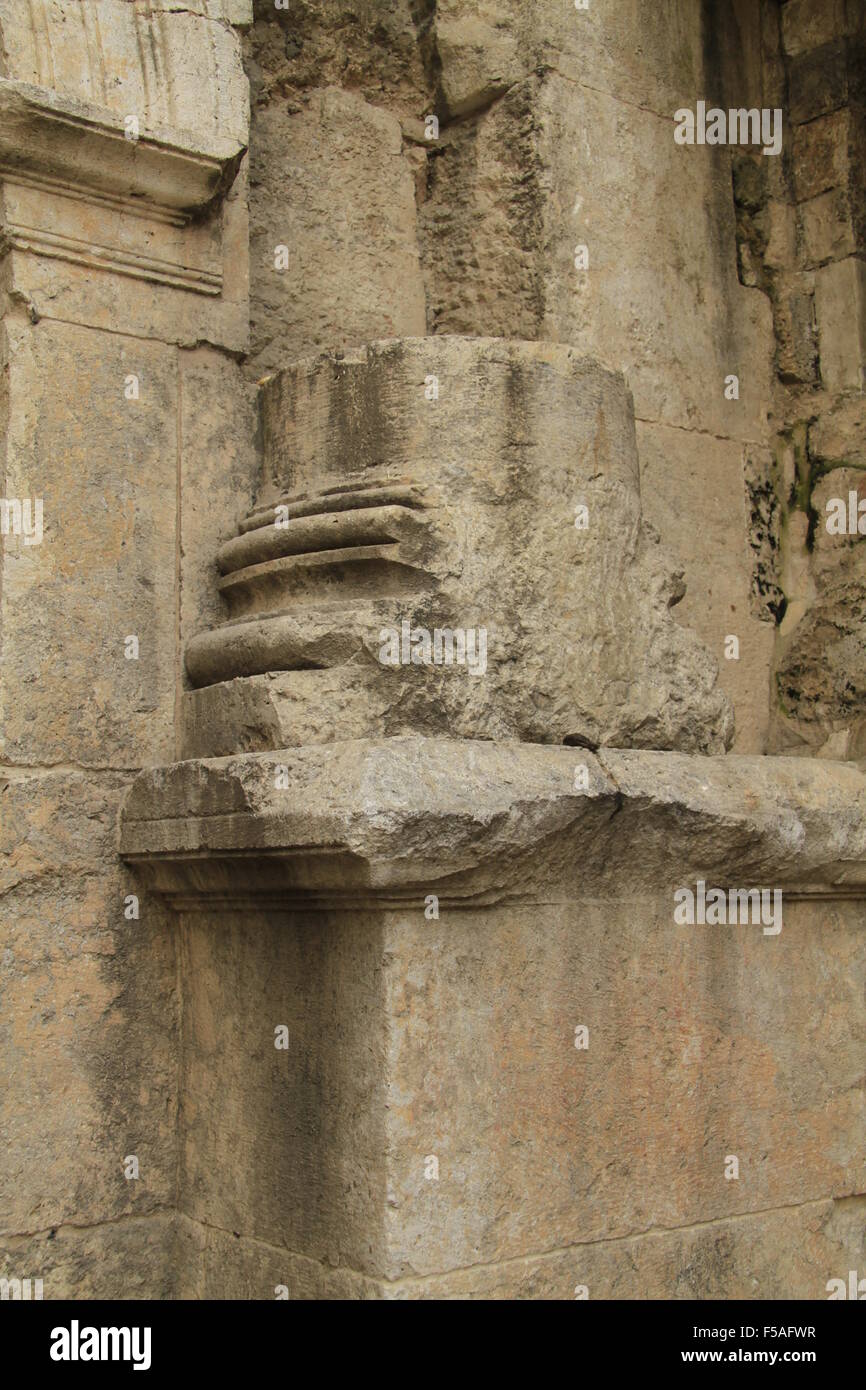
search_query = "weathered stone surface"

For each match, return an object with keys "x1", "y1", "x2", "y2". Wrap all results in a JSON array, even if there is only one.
[
  {"x1": 812, "y1": 468, "x2": 866, "y2": 558},
  {"x1": 0, "y1": 1212, "x2": 178, "y2": 1301},
  {"x1": 245, "y1": 0, "x2": 428, "y2": 111},
  {"x1": 0, "y1": 320, "x2": 177, "y2": 767},
  {"x1": 180, "y1": 347, "x2": 259, "y2": 658},
  {"x1": 815, "y1": 256, "x2": 866, "y2": 390},
  {"x1": 3, "y1": 0, "x2": 865, "y2": 1308},
  {"x1": 811, "y1": 394, "x2": 866, "y2": 468},
  {"x1": 800, "y1": 187, "x2": 858, "y2": 266},
  {"x1": 792, "y1": 109, "x2": 851, "y2": 203},
  {"x1": 0, "y1": 0, "x2": 251, "y2": 1303},
  {"x1": 434, "y1": 0, "x2": 708, "y2": 121},
  {"x1": 176, "y1": 906, "x2": 389, "y2": 1276},
  {"x1": 382, "y1": 1197, "x2": 866, "y2": 1299},
  {"x1": 379, "y1": 895, "x2": 864, "y2": 1279},
  {"x1": 420, "y1": 73, "x2": 775, "y2": 443},
  {"x1": 246, "y1": 88, "x2": 426, "y2": 376},
  {"x1": 121, "y1": 739, "x2": 866, "y2": 1294},
  {"x1": 782, "y1": 0, "x2": 848, "y2": 59},
  {"x1": 245, "y1": 0, "x2": 782, "y2": 752},
  {"x1": 188, "y1": 337, "x2": 733, "y2": 754},
  {"x1": 120, "y1": 739, "x2": 866, "y2": 902},
  {"x1": 0, "y1": 0, "x2": 248, "y2": 143},
  {"x1": 773, "y1": 287, "x2": 820, "y2": 383},
  {"x1": 637, "y1": 424, "x2": 775, "y2": 753},
  {"x1": 0, "y1": 9, "x2": 251, "y2": 351},
  {"x1": 0, "y1": 771, "x2": 177, "y2": 1236},
  {"x1": 774, "y1": 563, "x2": 866, "y2": 745},
  {"x1": 174, "y1": 1195, "x2": 866, "y2": 1300},
  {"x1": 789, "y1": 39, "x2": 849, "y2": 123}
]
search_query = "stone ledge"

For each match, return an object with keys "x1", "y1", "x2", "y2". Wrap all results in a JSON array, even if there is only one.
[
  {"x1": 119, "y1": 739, "x2": 866, "y2": 909},
  {"x1": 0, "y1": 77, "x2": 245, "y2": 223}
]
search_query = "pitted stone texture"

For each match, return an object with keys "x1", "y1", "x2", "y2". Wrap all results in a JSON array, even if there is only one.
[
  {"x1": 246, "y1": 88, "x2": 426, "y2": 376},
  {"x1": 0, "y1": 320, "x2": 177, "y2": 767},
  {"x1": 0, "y1": 770, "x2": 177, "y2": 1238},
  {"x1": 0, "y1": 1212, "x2": 179, "y2": 1301},
  {"x1": 187, "y1": 337, "x2": 733, "y2": 754},
  {"x1": 419, "y1": 74, "x2": 774, "y2": 444}
]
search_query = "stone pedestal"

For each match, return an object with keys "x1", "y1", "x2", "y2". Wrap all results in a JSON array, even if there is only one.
[
  {"x1": 118, "y1": 331, "x2": 866, "y2": 1299},
  {"x1": 121, "y1": 739, "x2": 866, "y2": 1298}
]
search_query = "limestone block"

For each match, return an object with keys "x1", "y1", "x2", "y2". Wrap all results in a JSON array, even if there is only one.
[
  {"x1": 182, "y1": 667, "x2": 393, "y2": 758},
  {"x1": 815, "y1": 255, "x2": 866, "y2": 390},
  {"x1": 800, "y1": 187, "x2": 858, "y2": 266},
  {"x1": 0, "y1": 0, "x2": 249, "y2": 144},
  {"x1": 246, "y1": 0, "x2": 428, "y2": 109},
  {"x1": 781, "y1": 0, "x2": 847, "y2": 58},
  {"x1": 0, "y1": 2, "x2": 250, "y2": 347},
  {"x1": 810, "y1": 393, "x2": 866, "y2": 467},
  {"x1": 763, "y1": 198, "x2": 799, "y2": 271},
  {"x1": 0, "y1": 1213, "x2": 178, "y2": 1301},
  {"x1": 792, "y1": 109, "x2": 851, "y2": 203},
  {"x1": 176, "y1": 908, "x2": 389, "y2": 1276},
  {"x1": 246, "y1": 89, "x2": 426, "y2": 375},
  {"x1": 176, "y1": 1216, "x2": 379, "y2": 1299},
  {"x1": 774, "y1": 558, "x2": 866, "y2": 738},
  {"x1": 0, "y1": 320, "x2": 177, "y2": 766},
  {"x1": 120, "y1": 741, "x2": 866, "y2": 904},
  {"x1": 812, "y1": 467, "x2": 866, "y2": 559},
  {"x1": 773, "y1": 285, "x2": 820, "y2": 383},
  {"x1": 380, "y1": 896, "x2": 864, "y2": 1277},
  {"x1": 187, "y1": 337, "x2": 733, "y2": 754},
  {"x1": 418, "y1": 80, "x2": 546, "y2": 343},
  {"x1": 788, "y1": 38, "x2": 848, "y2": 123},
  {"x1": 434, "y1": 0, "x2": 524, "y2": 118},
  {"x1": 421, "y1": 73, "x2": 774, "y2": 441},
  {"x1": 0, "y1": 77, "x2": 245, "y2": 214},
  {"x1": 636, "y1": 423, "x2": 774, "y2": 753},
  {"x1": 175, "y1": 1194, "x2": 866, "y2": 1300},
  {"x1": 2, "y1": 214, "x2": 250, "y2": 352},
  {"x1": 0, "y1": 771, "x2": 177, "y2": 1237},
  {"x1": 179, "y1": 347, "x2": 258, "y2": 655},
  {"x1": 0, "y1": 77, "x2": 250, "y2": 349},
  {"x1": 438, "y1": 0, "x2": 706, "y2": 120},
  {"x1": 381, "y1": 1197, "x2": 866, "y2": 1299}
]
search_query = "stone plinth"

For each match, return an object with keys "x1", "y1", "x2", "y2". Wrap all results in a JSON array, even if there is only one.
[{"x1": 120, "y1": 740, "x2": 866, "y2": 1299}]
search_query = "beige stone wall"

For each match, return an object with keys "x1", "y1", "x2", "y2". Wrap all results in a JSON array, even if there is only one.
[
  {"x1": 2, "y1": 0, "x2": 864, "y2": 1305},
  {"x1": 0, "y1": 0, "x2": 256, "y2": 1297}
]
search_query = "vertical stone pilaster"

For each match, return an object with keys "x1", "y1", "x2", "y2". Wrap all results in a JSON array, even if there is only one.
[{"x1": 0, "y1": 1, "x2": 254, "y2": 1298}]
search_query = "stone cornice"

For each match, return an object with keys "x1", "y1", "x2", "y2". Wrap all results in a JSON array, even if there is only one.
[
  {"x1": 120, "y1": 740, "x2": 866, "y2": 910},
  {"x1": 0, "y1": 77, "x2": 245, "y2": 224}
]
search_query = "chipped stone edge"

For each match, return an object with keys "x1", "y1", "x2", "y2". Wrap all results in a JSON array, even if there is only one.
[{"x1": 119, "y1": 739, "x2": 866, "y2": 910}]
